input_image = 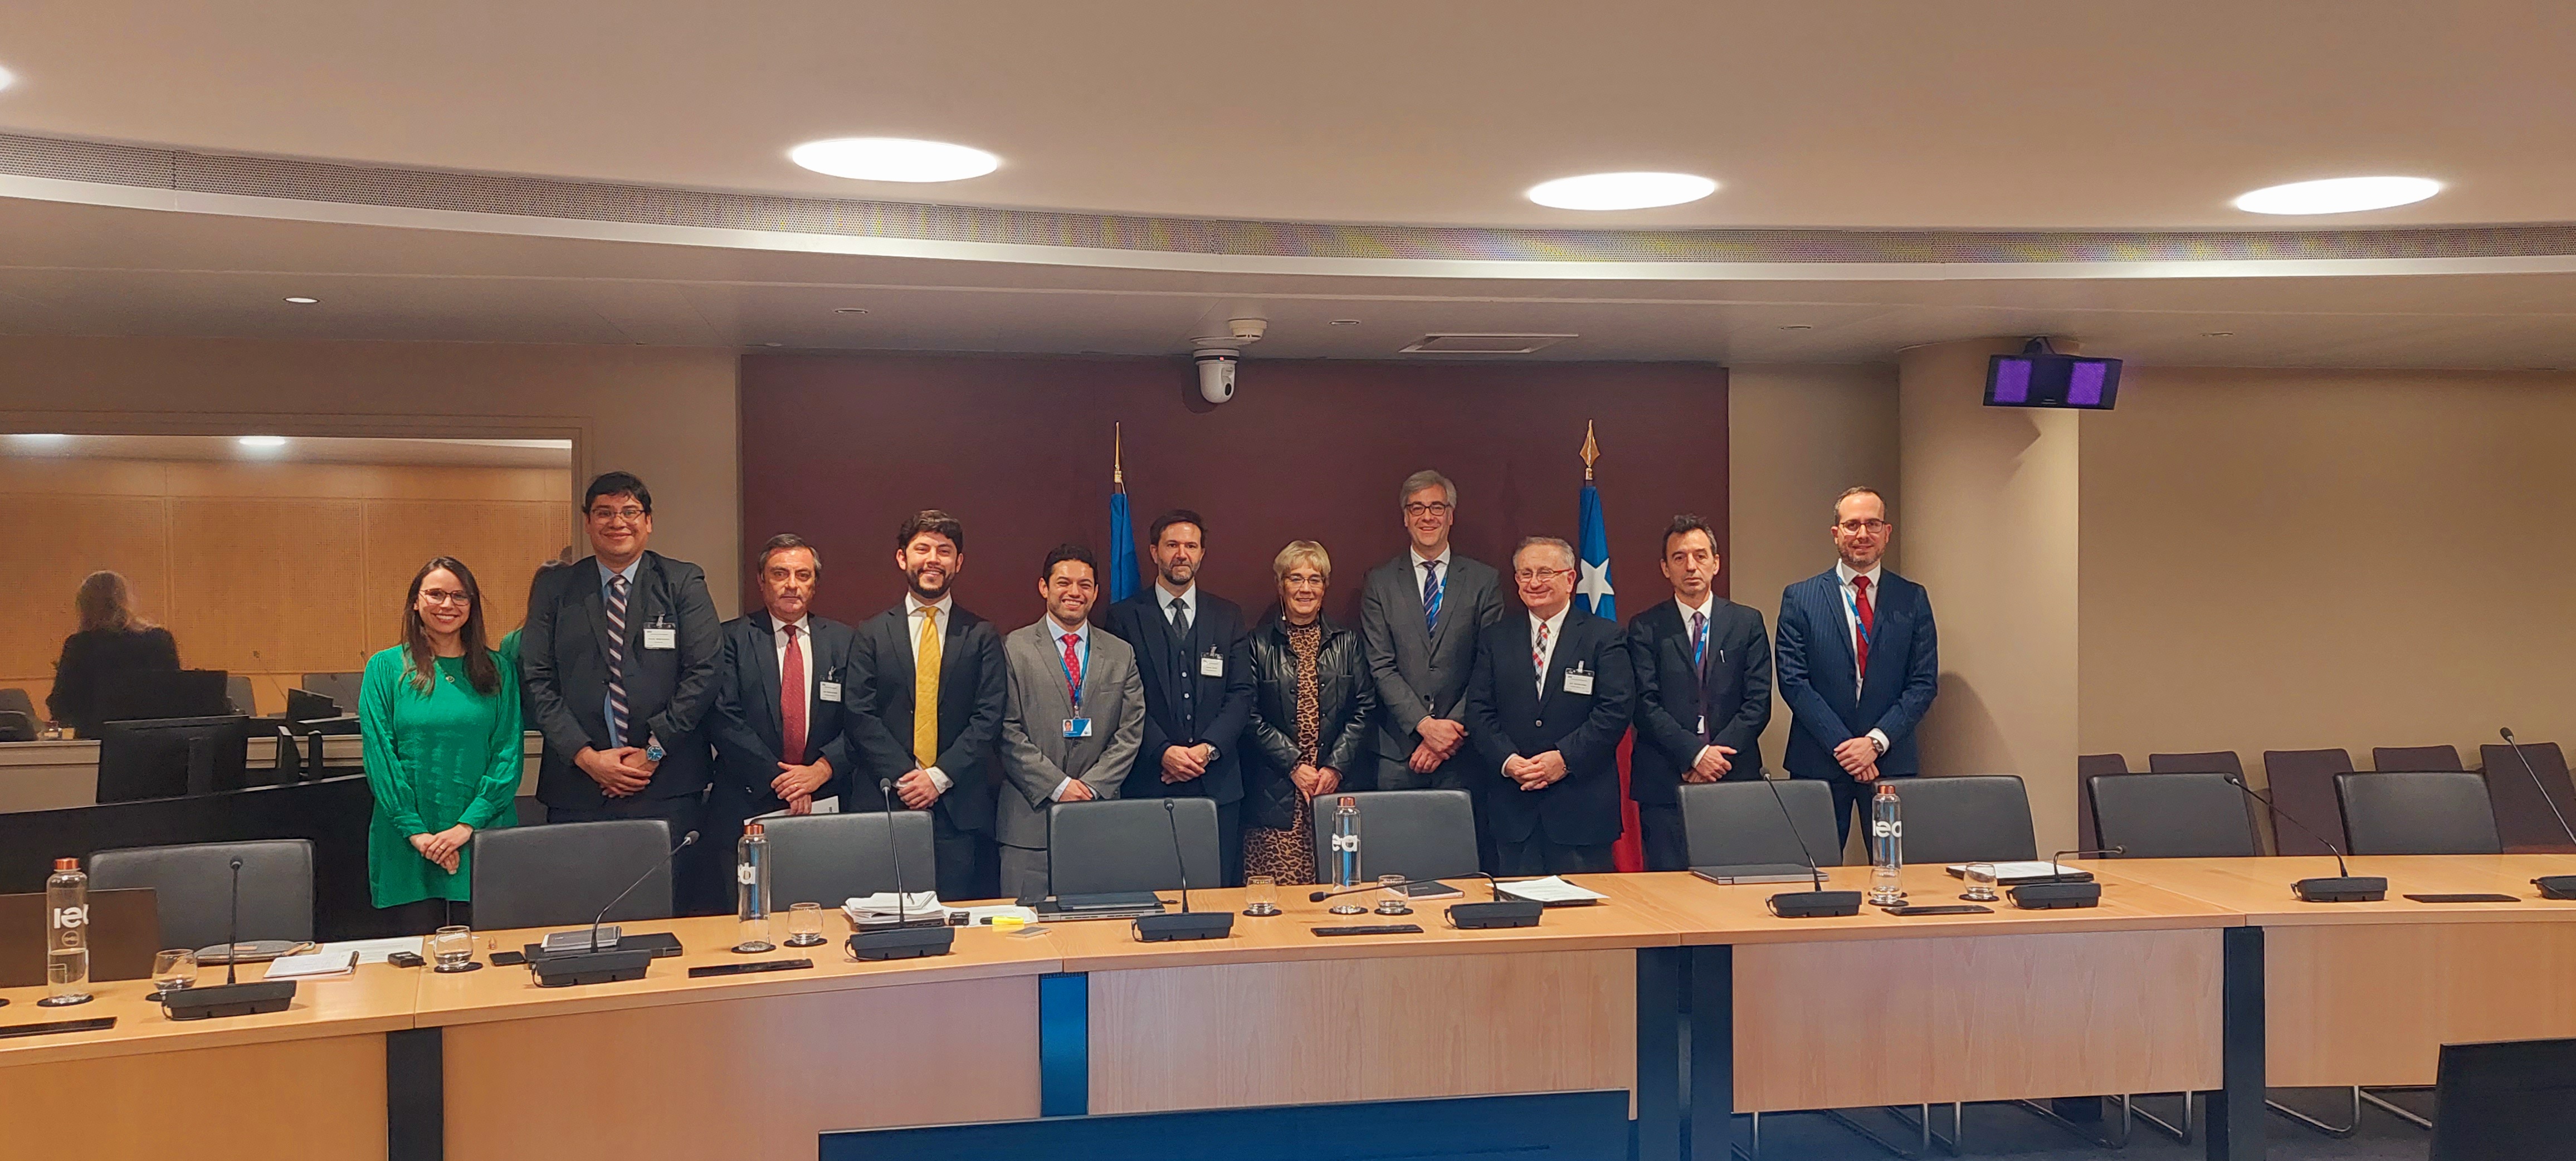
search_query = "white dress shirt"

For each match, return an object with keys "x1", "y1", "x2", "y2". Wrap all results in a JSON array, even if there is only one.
[
  {"x1": 771, "y1": 613, "x2": 813, "y2": 759},
  {"x1": 1528, "y1": 606, "x2": 1570, "y2": 695},
  {"x1": 1674, "y1": 594, "x2": 1728, "y2": 768},
  {"x1": 1155, "y1": 581, "x2": 1198, "y2": 632},
  {"x1": 1833, "y1": 560, "x2": 1892, "y2": 755},
  {"x1": 1412, "y1": 545, "x2": 1453, "y2": 608},
  {"x1": 905, "y1": 592, "x2": 957, "y2": 791},
  {"x1": 1042, "y1": 614, "x2": 1092, "y2": 802}
]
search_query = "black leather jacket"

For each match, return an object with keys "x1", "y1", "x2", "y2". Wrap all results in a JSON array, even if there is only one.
[{"x1": 1240, "y1": 613, "x2": 1379, "y2": 831}]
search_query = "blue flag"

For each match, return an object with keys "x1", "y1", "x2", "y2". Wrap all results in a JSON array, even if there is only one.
[
  {"x1": 1109, "y1": 487, "x2": 1139, "y2": 603},
  {"x1": 1576, "y1": 481, "x2": 1615, "y2": 619}
]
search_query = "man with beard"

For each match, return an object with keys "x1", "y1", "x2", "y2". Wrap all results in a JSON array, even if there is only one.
[
  {"x1": 1775, "y1": 486, "x2": 1939, "y2": 850},
  {"x1": 1102, "y1": 510, "x2": 1254, "y2": 884},
  {"x1": 844, "y1": 510, "x2": 1009, "y2": 900}
]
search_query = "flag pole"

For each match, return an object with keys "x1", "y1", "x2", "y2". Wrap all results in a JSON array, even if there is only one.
[
  {"x1": 1580, "y1": 418, "x2": 1598, "y2": 481},
  {"x1": 1114, "y1": 421, "x2": 1125, "y2": 488}
]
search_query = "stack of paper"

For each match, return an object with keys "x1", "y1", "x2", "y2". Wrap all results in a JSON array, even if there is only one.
[
  {"x1": 843, "y1": 892, "x2": 957, "y2": 926},
  {"x1": 1498, "y1": 876, "x2": 1609, "y2": 905},
  {"x1": 262, "y1": 949, "x2": 359, "y2": 979}
]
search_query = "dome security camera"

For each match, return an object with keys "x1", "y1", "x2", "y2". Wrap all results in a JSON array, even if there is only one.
[{"x1": 1195, "y1": 349, "x2": 1238, "y2": 404}]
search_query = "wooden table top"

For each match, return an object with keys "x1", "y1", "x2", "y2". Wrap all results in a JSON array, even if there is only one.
[
  {"x1": 1600, "y1": 865, "x2": 2245, "y2": 947},
  {"x1": 0, "y1": 958, "x2": 421, "y2": 1068},
  {"x1": 2095, "y1": 853, "x2": 2576, "y2": 927}
]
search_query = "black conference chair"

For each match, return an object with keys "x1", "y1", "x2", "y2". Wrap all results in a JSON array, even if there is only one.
[
  {"x1": 88, "y1": 838, "x2": 314, "y2": 953},
  {"x1": 1679, "y1": 779, "x2": 1842, "y2": 869},
  {"x1": 1888, "y1": 775, "x2": 2036, "y2": 865},
  {"x1": 0, "y1": 687, "x2": 39, "y2": 742},
  {"x1": 1304, "y1": 789, "x2": 1481, "y2": 883},
  {"x1": 472, "y1": 819, "x2": 674, "y2": 930},
  {"x1": 2074, "y1": 753, "x2": 2131, "y2": 853},
  {"x1": 297, "y1": 672, "x2": 365, "y2": 714},
  {"x1": 1048, "y1": 798, "x2": 1222, "y2": 897},
  {"x1": 2258, "y1": 749, "x2": 2355, "y2": 857},
  {"x1": 225, "y1": 674, "x2": 256, "y2": 716},
  {"x1": 2428, "y1": 1037, "x2": 2576, "y2": 1161},
  {"x1": 2372, "y1": 744, "x2": 2462, "y2": 772},
  {"x1": 2090, "y1": 772, "x2": 2263, "y2": 858},
  {"x1": 763, "y1": 812, "x2": 939, "y2": 906},
  {"x1": 2338, "y1": 771, "x2": 2502, "y2": 855},
  {"x1": 2477, "y1": 742, "x2": 2576, "y2": 852}
]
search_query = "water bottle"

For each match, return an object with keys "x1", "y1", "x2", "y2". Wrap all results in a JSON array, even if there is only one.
[
  {"x1": 45, "y1": 857, "x2": 92, "y2": 1007},
  {"x1": 1328, "y1": 797, "x2": 1366, "y2": 914},
  {"x1": 733, "y1": 823, "x2": 775, "y2": 953},
  {"x1": 1868, "y1": 783, "x2": 1905, "y2": 906}
]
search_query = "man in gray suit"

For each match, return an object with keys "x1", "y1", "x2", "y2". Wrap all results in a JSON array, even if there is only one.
[
  {"x1": 1359, "y1": 469, "x2": 1507, "y2": 867},
  {"x1": 997, "y1": 544, "x2": 1146, "y2": 900}
]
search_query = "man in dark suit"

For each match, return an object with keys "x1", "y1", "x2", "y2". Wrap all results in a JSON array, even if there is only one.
[
  {"x1": 709, "y1": 534, "x2": 861, "y2": 850},
  {"x1": 520, "y1": 471, "x2": 725, "y2": 911},
  {"x1": 1360, "y1": 470, "x2": 1506, "y2": 865},
  {"x1": 1774, "y1": 486, "x2": 1940, "y2": 851},
  {"x1": 1101, "y1": 510, "x2": 1255, "y2": 884},
  {"x1": 843, "y1": 510, "x2": 1009, "y2": 901},
  {"x1": 1465, "y1": 536, "x2": 1637, "y2": 875},
  {"x1": 1625, "y1": 515, "x2": 1773, "y2": 872}
]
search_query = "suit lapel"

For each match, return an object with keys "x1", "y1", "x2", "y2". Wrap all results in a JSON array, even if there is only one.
[
  {"x1": 582, "y1": 572, "x2": 614, "y2": 662},
  {"x1": 1137, "y1": 596, "x2": 1179, "y2": 689},
  {"x1": 878, "y1": 605, "x2": 917, "y2": 713},
  {"x1": 748, "y1": 612, "x2": 783, "y2": 743},
  {"x1": 1816, "y1": 575, "x2": 1860, "y2": 681},
  {"x1": 939, "y1": 606, "x2": 970, "y2": 711},
  {"x1": 1417, "y1": 559, "x2": 1454, "y2": 653}
]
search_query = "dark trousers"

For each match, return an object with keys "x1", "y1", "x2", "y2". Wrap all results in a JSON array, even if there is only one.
[
  {"x1": 1214, "y1": 799, "x2": 1242, "y2": 888},
  {"x1": 930, "y1": 808, "x2": 999, "y2": 903},
  {"x1": 377, "y1": 899, "x2": 474, "y2": 936},
  {"x1": 1637, "y1": 803, "x2": 1689, "y2": 872},
  {"x1": 1380, "y1": 753, "x2": 1500, "y2": 874},
  {"x1": 1828, "y1": 775, "x2": 1913, "y2": 863},
  {"x1": 547, "y1": 792, "x2": 719, "y2": 916},
  {"x1": 1495, "y1": 835, "x2": 1617, "y2": 876}
]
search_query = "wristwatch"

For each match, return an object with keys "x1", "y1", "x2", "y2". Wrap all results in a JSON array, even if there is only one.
[{"x1": 645, "y1": 737, "x2": 667, "y2": 764}]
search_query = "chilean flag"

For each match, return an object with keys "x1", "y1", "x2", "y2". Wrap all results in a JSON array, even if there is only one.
[{"x1": 1574, "y1": 438, "x2": 1646, "y2": 874}]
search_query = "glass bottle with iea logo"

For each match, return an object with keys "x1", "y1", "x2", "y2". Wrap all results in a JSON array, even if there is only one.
[
  {"x1": 1328, "y1": 797, "x2": 1367, "y2": 914},
  {"x1": 1868, "y1": 783, "x2": 1905, "y2": 906},
  {"x1": 44, "y1": 857, "x2": 93, "y2": 1006}
]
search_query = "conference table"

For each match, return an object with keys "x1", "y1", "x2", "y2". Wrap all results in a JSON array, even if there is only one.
[{"x1": 7, "y1": 855, "x2": 2575, "y2": 1161}]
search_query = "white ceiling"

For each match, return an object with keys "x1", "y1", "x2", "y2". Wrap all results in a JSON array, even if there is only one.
[{"x1": 2, "y1": 1, "x2": 2572, "y2": 230}]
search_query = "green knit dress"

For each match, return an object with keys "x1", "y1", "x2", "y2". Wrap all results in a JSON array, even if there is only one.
[{"x1": 358, "y1": 646, "x2": 523, "y2": 908}]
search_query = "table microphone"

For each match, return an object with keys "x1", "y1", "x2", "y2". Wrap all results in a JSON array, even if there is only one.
[
  {"x1": 1135, "y1": 798, "x2": 1233, "y2": 942},
  {"x1": 1310, "y1": 871, "x2": 1543, "y2": 929},
  {"x1": 530, "y1": 830, "x2": 696, "y2": 987},
  {"x1": 2499, "y1": 729, "x2": 2576, "y2": 900},
  {"x1": 2007, "y1": 848, "x2": 2124, "y2": 910},
  {"x1": 1758, "y1": 777, "x2": 1861, "y2": 918},
  {"x1": 2220, "y1": 777, "x2": 2386, "y2": 901},
  {"x1": 851, "y1": 778, "x2": 954, "y2": 960},
  {"x1": 162, "y1": 857, "x2": 297, "y2": 1020}
]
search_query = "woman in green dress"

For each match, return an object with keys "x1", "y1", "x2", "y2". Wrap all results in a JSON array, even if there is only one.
[{"x1": 360, "y1": 556, "x2": 523, "y2": 931}]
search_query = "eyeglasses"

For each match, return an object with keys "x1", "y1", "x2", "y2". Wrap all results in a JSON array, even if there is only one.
[
  {"x1": 1403, "y1": 502, "x2": 1453, "y2": 518},
  {"x1": 588, "y1": 506, "x2": 647, "y2": 522},
  {"x1": 1514, "y1": 567, "x2": 1575, "y2": 584},
  {"x1": 419, "y1": 589, "x2": 472, "y2": 607},
  {"x1": 1836, "y1": 519, "x2": 1890, "y2": 534}
]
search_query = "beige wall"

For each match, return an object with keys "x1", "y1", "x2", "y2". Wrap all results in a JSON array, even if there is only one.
[
  {"x1": 2080, "y1": 366, "x2": 2576, "y2": 780},
  {"x1": 1726, "y1": 364, "x2": 1902, "y2": 792},
  {"x1": 0, "y1": 336, "x2": 742, "y2": 628}
]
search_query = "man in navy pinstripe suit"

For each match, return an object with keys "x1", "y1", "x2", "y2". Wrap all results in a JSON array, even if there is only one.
[{"x1": 1773, "y1": 486, "x2": 1940, "y2": 849}]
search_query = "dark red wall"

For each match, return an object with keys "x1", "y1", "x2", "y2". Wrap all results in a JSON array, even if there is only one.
[{"x1": 738, "y1": 353, "x2": 1728, "y2": 628}]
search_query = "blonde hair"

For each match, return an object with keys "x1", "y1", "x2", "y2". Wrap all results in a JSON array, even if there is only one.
[
  {"x1": 75, "y1": 571, "x2": 149, "y2": 633},
  {"x1": 1272, "y1": 540, "x2": 1332, "y2": 582}
]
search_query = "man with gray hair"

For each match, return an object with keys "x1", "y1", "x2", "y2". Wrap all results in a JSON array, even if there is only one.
[
  {"x1": 1464, "y1": 536, "x2": 1636, "y2": 875},
  {"x1": 709, "y1": 534, "x2": 861, "y2": 887},
  {"x1": 1360, "y1": 469, "x2": 1506, "y2": 869}
]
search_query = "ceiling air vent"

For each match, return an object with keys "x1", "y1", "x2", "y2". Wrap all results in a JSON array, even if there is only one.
[{"x1": 1398, "y1": 333, "x2": 1576, "y2": 354}]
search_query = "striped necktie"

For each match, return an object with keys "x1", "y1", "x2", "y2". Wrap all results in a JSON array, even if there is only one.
[{"x1": 604, "y1": 574, "x2": 631, "y2": 745}]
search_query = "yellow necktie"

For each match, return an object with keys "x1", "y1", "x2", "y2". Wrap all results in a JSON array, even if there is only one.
[{"x1": 914, "y1": 607, "x2": 942, "y2": 769}]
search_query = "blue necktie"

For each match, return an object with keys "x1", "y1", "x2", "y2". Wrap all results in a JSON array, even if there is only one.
[{"x1": 1421, "y1": 560, "x2": 1443, "y2": 633}]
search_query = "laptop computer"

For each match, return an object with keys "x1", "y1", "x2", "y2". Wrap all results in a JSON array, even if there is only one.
[
  {"x1": 1690, "y1": 863, "x2": 1824, "y2": 885},
  {"x1": 0, "y1": 887, "x2": 162, "y2": 986}
]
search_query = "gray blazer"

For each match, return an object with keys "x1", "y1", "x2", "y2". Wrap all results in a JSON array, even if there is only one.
[
  {"x1": 1359, "y1": 549, "x2": 1506, "y2": 762},
  {"x1": 997, "y1": 619, "x2": 1146, "y2": 850}
]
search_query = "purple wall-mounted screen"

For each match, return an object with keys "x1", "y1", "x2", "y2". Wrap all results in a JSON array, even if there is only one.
[{"x1": 1985, "y1": 353, "x2": 2121, "y2": 409}]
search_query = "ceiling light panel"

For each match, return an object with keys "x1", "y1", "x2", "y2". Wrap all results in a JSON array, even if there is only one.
[
  {"x1": 790, "y1": 138, "x2": 999, "y2": 183},
  {"x1": 2233, "y1": 176, "x2": 2441, "y2": 215},
  {"x1": 1526, "y1": 172, "x2": 1716, "y2": 211}
]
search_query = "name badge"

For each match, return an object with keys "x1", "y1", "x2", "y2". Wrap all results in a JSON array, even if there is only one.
[
  {"x1": 818, "y1": 681, "x2": 843, "y2": 703},
  {"x1": 1563, "y1": 669, "x2": 1595, "y2": 696},
  {"x1": 1062, "y1": 718, "x2": 1092, "y2": 739},
  {"x1": 1198, "y1": 653, "x2": 1225, "y2": 678},
  {"x1": 1696, "y1": 715, "x2": 1707, "y2": 735},
  {"x1": 642, "y1": 625, "x2": 677, "y2": 650}
]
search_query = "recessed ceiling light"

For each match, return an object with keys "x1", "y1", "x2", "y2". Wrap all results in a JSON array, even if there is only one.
[
  {"x1": 0, "y1": 66, "x2": 16, "y2": 94},
  {"x1": 762, "y1": 342, "x2": 784, "y2": 348},
  {"x1": 1526, "y1": 172, "x2": 1717, "y2": 211},
  {"x1": 2232, "y1": 176, "x2": 2441, "y2": 216},
  {"x1": 11, "y1": 432, "x2": 68, "y2": 441},
  {"x1": 238, "y1": 436, "x2": 288, "y2": 449},
  {"x1": 789, "y1": 137, "x2": 999, "y2": 183},
  {"x1": 1329, "y1": 319, "x2": 1362, "y2": 326},
  {"x1": 2202, "y1": 331, "x2": 2235, "y2": 338},
  {"x1": 833, "y1": 307, "x2": 871, "y2": 315},
  {"x1": 284, "y1": 296, "x2": 320, "y2": 305},
  {"x1": 1777, "y1": 324, "x2": 1813, "y2": 331}
]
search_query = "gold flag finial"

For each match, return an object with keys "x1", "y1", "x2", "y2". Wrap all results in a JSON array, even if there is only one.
[
  {"x1": 1113, "y1": 422, "x2": 1125, "y2": 487},
  {"x1": 1579, "y1": 419, "x2": 1599, "y2": 480}
]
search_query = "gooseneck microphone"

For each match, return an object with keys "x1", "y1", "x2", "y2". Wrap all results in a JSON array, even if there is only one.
[
  {"x1": 1759, "y1": 776, "x2": 1862, "y2": 918},
  {"x1": 1134, "y1": 798, "x2": 1234, "y2": 942},
  {"x1": 162, "y1": 856, "x2": 297, "y2": 1019},
  {"x1": 590, "y1": 831, "x2": 697, "y2": 952},
  {"x1": 2221, "y1": 776, "x2": 2387, "y2": 901},
  {"x1": 2500, "y1": 729, "x2": 2576, "y2": 900},
  {"x1": 2008, "y1": 848, "x2": 2125, "y2": 910},
  {"x1": 530, "y1": 830, "x2": 697, "y2": 987},
  {"x1": 1307, "y1": 871, "x2": 1541, "y2": 929},
  {"x1": 851, "y1": 778, "x2": 955, "y2": 960}
]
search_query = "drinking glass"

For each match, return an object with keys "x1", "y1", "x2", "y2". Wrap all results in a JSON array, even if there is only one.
[
  {"x1": 150, "y1": 949, "x2": 198, "y2": 994},
  {"x1": 1960, "y1": 863, "x2": 2001, "y2": 903},
  {"x1": 430, "y1": 925, "x2": 475, "y2": 973},
  {"x1": 1242, "y1": 875, "x2": 1281, "y2": 918},
  {"x1": 785, "y1": 903, "x2": 827, "y2": 948},
  {"x1": 1374, "y1": 873, "x2": 1413, "y2": 916}
]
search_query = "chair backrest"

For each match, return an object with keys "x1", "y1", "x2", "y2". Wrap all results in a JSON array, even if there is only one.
[
  {"x1": 2090, "y1": 772, "x2": 2263, "y2": 858},
  {"x1": 1048, "y1": 798, "x2": 1222, "y2": 896},
  {"x1": 2146, "y1": 750, "x2": 2245, "y2": 777},
  {"x1": 1679, "y1": 780, "x2": 1843, "y2": 869},
  {"x1": 298, "y1": 672, "x2": 365, "y2": 714},
  {"x1": 226, "y1": 674, "x2": 256, "y2": 716},
  {"x1": 2477, "y1": 743, "x2": 2576, "y2": 852},
  {"x1": 2260, "y1": 749, "x2": 2356, "y2": 856},
  {"x1": 87, "y1": 839, "x2": 314, "y2": 950},
  {"x1": 2075, "y1": 754, "x2": 2131, "y2": 852},
  {"x1": 471, "y1": 819, "x2": 673, "y2": 930},
  {"x1": 762, "y1": 811, "x2": 939, "y2": 906},
  {"x1": 2429, "y1": 1037, "x2": 2576, "y2": 1161},
  {"x1": 2337, "y1": 771, "x2": 2502, "y2": 855},
  {"x1": 2372, "y1": 744, "x2": 2462, "y2": 772},
  {"x1": 0, "y1": 687, "x2": 34, "y2": 720},
  {"x1": 1889, "y1": 775, "x2": 2037, "y2": 864},
  {"x1": 1304, "y1": 790, "x2": 1481, "y2": 882}
]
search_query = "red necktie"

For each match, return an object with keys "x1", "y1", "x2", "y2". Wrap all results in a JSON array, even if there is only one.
[
  {"x1": 1061, "y1": 633, "x2": 1084, "y2": 703},
  {"x1": 1851, "y1": 575, "x2": 1874, "y2": 677},
  {"x1": 780, "y1": 624, "x2": 807, "y2": 763}
]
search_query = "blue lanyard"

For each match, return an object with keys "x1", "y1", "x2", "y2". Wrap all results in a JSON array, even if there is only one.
[
  {"x1": 1055, "y1": 631, "x2": 1089, "y2": 714},
  {"x1": 1841, "y1": 583, "x2": 1876, "y2": 650}
]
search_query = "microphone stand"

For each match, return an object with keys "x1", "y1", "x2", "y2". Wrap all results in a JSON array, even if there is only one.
[
  {"x1": 2222, "y1": 777, "x2": 2386, "y2": 901},
  {"x1": 1758, "y1": 777, "x2": 1862, "y2": 918},
  {"x1": 2007, "y1": 847, "x2": 2125, "y2": 910},
  {"x1": 1135, "y1": 798, "x2": 1235, "y2": 942},
  {"x1": 160, "y1": 857, "x2": 297, "y2": 1019},
  {"x1": 850, "y1": 778, "x2": 955, "y2": 960},
  {"x1": 2499, "y1": 729, "x2": 2576, "y2": 899},
  {"x1": 530, "y1": 831, "x2": 697, "y2": 987},
  {"x1": 1308, "y1": 870, "x2": 1543, "y2": 929}
]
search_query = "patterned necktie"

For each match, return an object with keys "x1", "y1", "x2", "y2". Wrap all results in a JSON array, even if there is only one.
[
  {"x1": 1421, "y1": 559, "x2": 1443, "y2": 634},
  {"x1": 1061, "y1": 633, "x2": 1084, "y2": 704},
  {"x1": 1851, "y1": 575, "x2": 1875, "y2": 678},
  {"x1": 1532, "y1": 621, "x2": 1551, "y2": 697},
  {"x1": 780, "y1": 623, "x2": 806, "y2": 764},
  {"x1": 1690, "y1": 609, "x2": 1708, "y2": 670},
  {"x1": 913, "y1": 607, "x2": 942, "y2": 770},
  {"x1": 604, "y1": 574, "x2": 631, "y2": 745},
  {"x1": 1168, "y1": 596, "x2": 1192, "y2": 643}
]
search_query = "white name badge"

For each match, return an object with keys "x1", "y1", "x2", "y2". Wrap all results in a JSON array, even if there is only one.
[
  {"x1": 818, "y1": 681, "x2": 843, "y2": 703},
  {"x1": 1062, "y1": 718, "x2": 1092, "y2": 739},
  {"x1": 1562, "y1": 670, "x2": 1595, "y2": 696},
  {"x1": 642, "y1": 627, "x2": 677, "y2": 650},
  {"x1": 1198, "y1": 654, "x2": 1225, "y2": 678},
  {"x1": 1695, "y1": 715, "x2": 1707, "y2": 735}
]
